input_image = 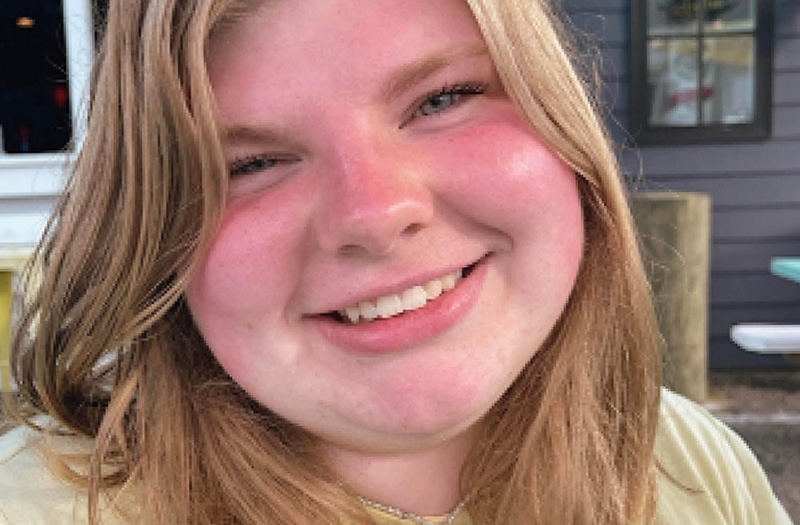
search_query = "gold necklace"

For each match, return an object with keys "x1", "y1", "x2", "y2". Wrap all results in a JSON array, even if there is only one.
[{"x1": 357, "y1": 496, "x2": 466, "y2": 525}]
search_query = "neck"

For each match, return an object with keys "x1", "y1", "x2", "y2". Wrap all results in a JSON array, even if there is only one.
[{"x1": 324, "y1": 426, "x2": 477, "y2": 516}]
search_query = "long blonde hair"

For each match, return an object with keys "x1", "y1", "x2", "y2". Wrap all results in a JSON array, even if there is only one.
[{"x1": 10, "y1": 0, "x2": 661, "y2": 523}]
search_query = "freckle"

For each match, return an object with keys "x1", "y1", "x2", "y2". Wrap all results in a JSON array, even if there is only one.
[{"x1": 246, "y1": 323, "x2": 255, "y2": 331}]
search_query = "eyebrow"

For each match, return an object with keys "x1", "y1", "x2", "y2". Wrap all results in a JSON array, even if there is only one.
[
  {"x1": 222, "y1": 124, "x2": 292, "y2": 148},
  {"x1": 212, "y1": 0, "x2": 274, "y2": 40},
  {"x1": 220, "y1": 43, "x2": 491, "y2": 146},
  {"x1": 381, "y1": 43, "x2": 490, "y2": 102}
]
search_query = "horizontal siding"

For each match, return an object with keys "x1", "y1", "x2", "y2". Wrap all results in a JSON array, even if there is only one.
[
  {"x1": 776, "y1": 72, "x2": 800, "y2": 105},
  {"x1": 774, "y1": 107, "x2": 800, "y2": 138},
  {"x1": 713, "y1": 240, "x2": 800, "y2": 272},
  {"x1": 561, "y1": 0, "x2": 626, "y2": 11},
  {"x1": 713, "y1": 208, "x2": 800, "y2": 242},
  {"x1": 711, "y1": 274, "x2": 800, "y2": 306},
  {"x1": 620, "y1": 142, "x2": 800, "y2": 176},
  {"x1": 564, "y1": 0, "x2": 800, "y2": 368},
  {"x1": 712, "y1": 305, "x2": 800, "y2": 339},
  {"x1": 776, "y1": 37, "x2": 800, "y2": 70},
  {"x1": 566, "y1": 11, "x2": 627, "y2": 46},
  {"x1": 640, "y1": 174, "x2": 800, "y2": 207},
  {"x1": 597, "y1": 45, "x2": 627, "y2": 82},
  {"x1": 777, "y1": 0, "x2": 800, "y2": 36},
  {"x1": 602, "y1": 80, "x2": 629, "y2": 114},
  {"x1": 709, "y1": 340, "x2": 790, "y2": 368}
]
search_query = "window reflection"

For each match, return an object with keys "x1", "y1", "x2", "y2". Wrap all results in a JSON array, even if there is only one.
[
  {"x1": 702, "y1": 37, "x2": 755, "y2": 124},
  {"x1": 648, "y1": 39, "x2": 702, "y2": 126},
  {"x1": 648, "y1": 0, "x2": 699, "y2": 35},
  {"x1": 645, "y1": 0, "x2": 758, "y2": 128},
  {"x1": 0, "y1": 0, "x2": 71, "y2": 154},
  {"x1": 705, "y1": 0, "x2": 756, "y2": 33}
]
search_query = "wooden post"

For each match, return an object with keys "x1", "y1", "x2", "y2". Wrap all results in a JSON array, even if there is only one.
[{"x1": 630, "y1": 192, "x2": 711, "y2": 403}]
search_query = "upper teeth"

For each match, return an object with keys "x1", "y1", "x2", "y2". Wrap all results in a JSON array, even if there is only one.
[{"x1": 339, "y1": 269, "x2": 463, "y2": 324}]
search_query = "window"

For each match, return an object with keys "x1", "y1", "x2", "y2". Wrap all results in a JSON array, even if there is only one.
[
  {"x1": 630, "y1": 0, "x2": 773, "y2": 144},
  {"x1": 0, "y1": 0, "x2": 93, "y2": 248},
  {"x1": 0, "y1": 0, "x2": 93, "y2": 157},
  {"x1": 1, "y1": 0, "x2": 71, "y2": 154}
]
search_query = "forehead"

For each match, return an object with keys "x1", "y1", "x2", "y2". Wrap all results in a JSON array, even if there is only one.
[
  {"x1": 205, "y1": 0, "x2": 490, "y2": 127},
  {"x1": 207, "y1": 0, "x2": 486, "y2": 77}
]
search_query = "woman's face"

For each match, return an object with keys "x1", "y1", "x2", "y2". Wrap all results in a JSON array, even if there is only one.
[{"x1": 187, "y1": 0, "x2": 584, "y2": 453}]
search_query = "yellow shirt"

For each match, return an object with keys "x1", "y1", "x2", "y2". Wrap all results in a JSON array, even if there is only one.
[
  {"x1": 0, "y1": 390, "x2": 793, "y2": 524},
  {"x1": 653, "y1": 389, "x2": 793, "y2": 524}
]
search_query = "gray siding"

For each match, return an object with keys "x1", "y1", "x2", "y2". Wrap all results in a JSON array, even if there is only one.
[{"x1": 561, "y1": 0, "x2": 800, "y2": 368}]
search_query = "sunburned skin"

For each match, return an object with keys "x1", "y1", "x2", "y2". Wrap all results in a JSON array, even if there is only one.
[{"x1": 187, "y1": 0, "x2": 585, "y2": 514}]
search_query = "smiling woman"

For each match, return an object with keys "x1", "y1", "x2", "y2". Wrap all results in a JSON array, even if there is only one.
[
  {"x1": 0, "y1": 0, "x2": 792, "y2": 525},
  {"x1": 192, "y1": 2, "x2": 586, "y2": 457}
]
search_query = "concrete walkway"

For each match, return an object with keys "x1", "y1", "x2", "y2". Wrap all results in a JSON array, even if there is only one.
[{"x1": 708, "y1": 370, "x2": 800, "y2": 522}]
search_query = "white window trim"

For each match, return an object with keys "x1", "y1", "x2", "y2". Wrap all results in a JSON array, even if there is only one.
[{"x1": 0, "y1": 0, "x2": 93, "y2": 249}]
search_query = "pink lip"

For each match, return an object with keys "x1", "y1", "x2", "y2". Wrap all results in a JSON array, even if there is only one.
[{"x1": 310, "y1": 257, "x2": 489, "y2": 356}]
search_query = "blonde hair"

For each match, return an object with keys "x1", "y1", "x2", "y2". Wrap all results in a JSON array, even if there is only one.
[{"x1": 10, "y1": 0, "x2": 661, "y2": 523}]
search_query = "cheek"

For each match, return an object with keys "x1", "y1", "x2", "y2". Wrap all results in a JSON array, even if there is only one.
[
  {"x1": 433, "y1": 119, "x2": 584, "y2": 248},
  {"x1": 185, "y1": 197, "x2": 307, "y2": 334}
]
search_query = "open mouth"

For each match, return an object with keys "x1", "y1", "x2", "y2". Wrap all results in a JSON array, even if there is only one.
[{"x1": 327, "y1": 260, "x2": 481, "y2": 325}]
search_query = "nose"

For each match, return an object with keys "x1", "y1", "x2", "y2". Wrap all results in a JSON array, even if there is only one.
[{"x1": 313, "y1": 140, "x2": 434, "y2": 257}]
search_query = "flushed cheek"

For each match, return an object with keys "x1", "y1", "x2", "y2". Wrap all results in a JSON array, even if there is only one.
[
  {"x1": 185, "y1": 212, "x2": 310, "y2": 388},
  {"x1": 187, "y1": 198, "x2": 308, "y2": 319},
  {"x1": 425, "y1": 120, "x2": 585, "y2": 357},
  {"x1": 431, "y1": 121, "x2": 583, "y2": 244}
]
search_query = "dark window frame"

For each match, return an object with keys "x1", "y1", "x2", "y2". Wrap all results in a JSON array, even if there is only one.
[{"x1": 630, "y1": 0, "x2": 774, "y2": 145}]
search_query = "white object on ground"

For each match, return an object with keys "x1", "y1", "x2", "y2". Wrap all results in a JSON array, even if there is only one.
[{"x1": 730, "y1": 324, "x2": 800, "y2": 354}]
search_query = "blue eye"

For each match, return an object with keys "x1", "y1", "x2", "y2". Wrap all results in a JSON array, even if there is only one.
[{"x1": 416, "y1": 83, "x2": 487, "y2": 117}]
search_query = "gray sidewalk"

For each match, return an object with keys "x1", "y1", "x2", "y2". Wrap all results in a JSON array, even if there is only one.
[{"x1": 708, "y1": 369, "x2": 800, "y2": 522}]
